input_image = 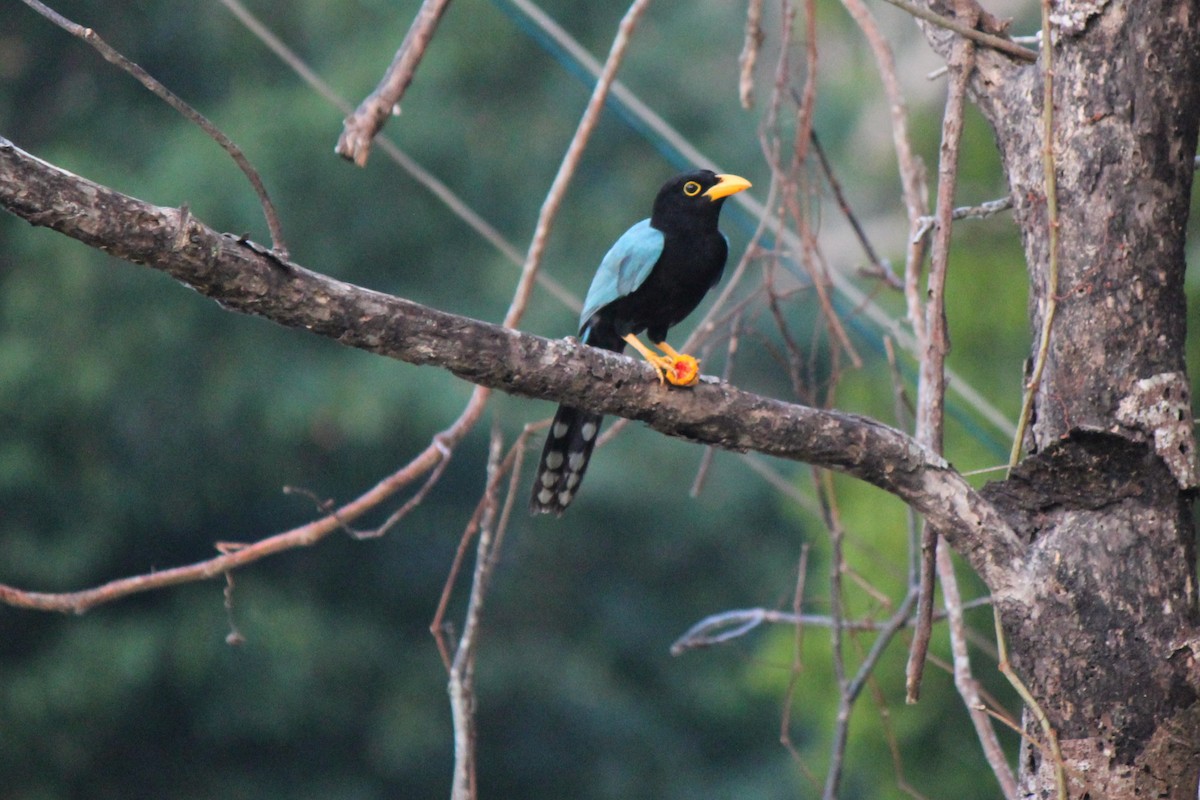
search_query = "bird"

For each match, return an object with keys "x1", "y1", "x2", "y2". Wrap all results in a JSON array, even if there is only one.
[{"x1": 529, "y1": 169, "x2": 751, "y2": 516}]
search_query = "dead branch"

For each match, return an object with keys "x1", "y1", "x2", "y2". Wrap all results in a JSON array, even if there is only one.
[
  {"x1": 905, "y1": 15, "x2": 975, "y2": 704},
  {"x1": 336, "y1": 0, "x2": 455, "y2": 166},
  {"x1": 20, "y1": 0, "x2": 288, "y2": 255}
]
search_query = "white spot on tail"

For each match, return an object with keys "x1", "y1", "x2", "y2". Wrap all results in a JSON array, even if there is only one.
[
  {"x1": 568, "y1": 452, "x2": 584, "y2": 471},
  {"x1": 537, "y1": 488, "x2": 554, "y2": 505},
  {"x1": 545, "y1": 450, "x2": 563, "y2": 470},
  {"x1": 557, "y1": 490, "x2": 573, "y2": 507},
  {"x1": 540, "y1": 470, "x2": 558, "y2": 488},
  {"x1": 580, "y1": 422, "x2": 597, "y2": 441},
  {"x1": 552, "y1": 421, "x2": 569, "y2": 439}
]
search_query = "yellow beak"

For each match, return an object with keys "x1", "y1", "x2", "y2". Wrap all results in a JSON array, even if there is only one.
[{"x1": 704, "y1": 173, "x2": 752, "y2": 201}]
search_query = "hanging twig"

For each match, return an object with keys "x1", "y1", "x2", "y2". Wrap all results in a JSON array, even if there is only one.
[
  {"x1": 336, "y1": 0, "x2": 455, "y2": 166},
  {"x1": 808, "y1": 128, "x2": 896, "y2": 288},
  {"x1": 218, "y1": 0, "x2": 578, "y2": 312},
  {"x1": 738, "y1": 0, "x2": 765, "y2": 108},
  {"x1": 19, "y1": 0, "x2": 289, "y2": 256}
]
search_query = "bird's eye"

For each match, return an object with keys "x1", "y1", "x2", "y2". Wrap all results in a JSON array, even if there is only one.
[{"x1": 683, "y1": 181, "x2": 702, "y2": 197}]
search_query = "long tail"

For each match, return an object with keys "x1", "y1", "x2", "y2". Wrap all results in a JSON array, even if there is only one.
[{"x1": 529, "y1": 405, "x2": 604, "y2": 516}]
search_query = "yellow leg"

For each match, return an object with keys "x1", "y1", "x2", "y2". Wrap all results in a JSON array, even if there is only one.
[{"x1": 620, "y1": 335, "x2": 701, "y2": 387}]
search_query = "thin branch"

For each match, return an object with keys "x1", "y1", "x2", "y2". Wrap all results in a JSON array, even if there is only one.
[
  {"x1": 336, "y1": 0, "x2": 455, "y2": 166},
  {"x1": 1008, "y1": 0, "x2": 1061, "y2": 472},
  {"x1": 448, "y1": 428, "x2": 505, "y2": 800},
  {"x1": 218, "y1": 0, "x2": 578, "y2": 313},
  {"x1": 878, "y1": 0, "x2": 1039, "y2": 62},
  {"x1": 430, "y1": 423, "x2": 540, "y2": 669},
  {"x1": 670, "y1": 595, "x2": 994, "y2": 653},
  {"x1": 838, "y1": 0, "x2": 932, "y2": 363},
  {"x1": 938, "y1": 544, "x2": 1018, "y2": 798},
  {"x1": 779, "y1": 543, "x2": 811, "y2": 765},
  {"x1": 512, "y1": 0, "x2": 655, "y2": 330},
  {"x1": 19, "y1": 0, "x2": 288, "y2": 255},
  {"x1": 817, "y1": 469, "x2": 852, "y2": 800},
  {"x1": 906, "y1": 17, "x2": 974, "y2": 704},
  {"x1": 738, "y1": 0, "x2": 765, "y2": 109},
  {"x1": 912, "y1": 196, "x2": 1013, "y2": 241},
  {"x1": 809, "y1": 128, "x2": 893, "y2": 287}
]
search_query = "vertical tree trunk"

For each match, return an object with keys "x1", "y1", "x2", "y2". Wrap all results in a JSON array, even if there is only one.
[{"x1": 938, "y1": 2, "x2": 1200, "y2": 796}]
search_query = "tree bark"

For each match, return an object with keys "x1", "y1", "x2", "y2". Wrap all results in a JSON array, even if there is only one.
[
  {"x1": 928, "y1": 1, "x2": 1200, "y2": 796},
  {"x1": 0, "y1": 135, "x2": 1024, "y2": 597}
]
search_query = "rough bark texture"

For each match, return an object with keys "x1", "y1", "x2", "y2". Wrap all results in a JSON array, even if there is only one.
[
  {"x1": 0, "y1": 136, "x2": 1025, "y2": 595},
  {"x1": 936, "y1": 1, "x2": 1200, "y2": 796}
]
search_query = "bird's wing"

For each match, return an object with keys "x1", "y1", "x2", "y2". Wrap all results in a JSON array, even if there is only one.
[{"x1": 578, "y1": 219, "x2": 665, "y2": 329}]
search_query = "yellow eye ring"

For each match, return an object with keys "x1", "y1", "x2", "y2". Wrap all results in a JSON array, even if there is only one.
[{"x1": 683, "y1": 181, "x2": 702, "y2": 197}]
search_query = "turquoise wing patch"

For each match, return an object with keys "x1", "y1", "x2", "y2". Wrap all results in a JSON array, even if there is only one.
[{"x1": 578, "y1": 219, "x2": 664, "y2": 329}]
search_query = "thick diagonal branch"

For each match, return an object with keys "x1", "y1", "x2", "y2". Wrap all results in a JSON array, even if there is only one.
[{"x1": 0, "y1": 136, "x2": 1026, "y2": 597}]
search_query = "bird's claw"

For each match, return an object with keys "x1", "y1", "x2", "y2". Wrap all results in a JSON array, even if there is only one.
[{"x1": 661, "y1": 353, "x2": 700, "y2": 386}]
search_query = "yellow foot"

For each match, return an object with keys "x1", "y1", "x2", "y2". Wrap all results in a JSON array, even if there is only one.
[{"x1": 621, "y1": 335, "x2": 701, "y2": 387}]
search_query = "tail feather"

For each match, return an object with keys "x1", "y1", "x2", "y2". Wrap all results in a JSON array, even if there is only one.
[{"x1": 529, "y1": 405, "x2": 603, "y2": 515}]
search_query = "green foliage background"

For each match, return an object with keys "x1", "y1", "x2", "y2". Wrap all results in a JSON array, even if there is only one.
[{"x1": 4, "y1": 1, "x2": 1194, "y2": 798}]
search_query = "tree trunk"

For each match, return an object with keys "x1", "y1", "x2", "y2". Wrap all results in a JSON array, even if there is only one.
[{"x1": 943, "y1": 2, "x2": 1200, "y2": 796}]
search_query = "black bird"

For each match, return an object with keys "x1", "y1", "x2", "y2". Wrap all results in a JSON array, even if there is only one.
[{"x1": 529, "y1": 169, "x2": 751, "y2": 516}]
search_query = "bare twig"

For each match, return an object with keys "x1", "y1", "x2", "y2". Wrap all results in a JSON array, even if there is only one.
[
  {"x1": 20, "y1": 0, "x2": 289, "y2": 255},
  {"x1": 913, "y1": 196, "x2": 1013, "y2": 241},
  {"x1": 448, "y1": 428, "x2": 505, "y2": 800},
  {"x1": 906, "y1": 15, "x2": 974, "y2": 704},
  {"x1": 431, "y1": 424, "x2": 539, "y2": 669},
  {"x1": 738, "y1": 0, "x2": 765, "y2": 108},
  {"x1": 938, "y1": 544, "x2": 1018, "y2": 798},
  {"x1": 838, "y1": 0, "x2": 931, "y2": 353},
  {"x1": 0, "y1": 389, "x2": 482, "y2": 614},
  {"x1": 809, "y1": 128, "x2": 893, "y2": 287},
  {"x1": 878, "y1": 0, "x2": 1039, "y2": 62},
  {"x1": 779, "y1": 544, "x2": 811, "y2": 765},
  {"x1": 670, "y1": 595, "x2": 993, "y2": 653},
  {"x1": 336, "y1": 0, "x2": 455, "y2": 166},
  {"x1": 1008, "y1": 0, "x2": 1061, "y2": 471},
  {"x1": 513, "y1": 0, "x2": 655, "y2": 329},
  {"x1": 351, "y1": 438, "x2": 454, "y2": 539},
  {"x1": 817, "y1": 470, "x2": 850, "y2": 800},
  {"x1": 218, "y1": 0, "x2": 578, "y2": 312}
]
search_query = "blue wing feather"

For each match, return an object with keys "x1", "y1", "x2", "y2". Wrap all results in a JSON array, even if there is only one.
[{"x1": 578, "y1": 219, "x2": 664, "y2": 331}]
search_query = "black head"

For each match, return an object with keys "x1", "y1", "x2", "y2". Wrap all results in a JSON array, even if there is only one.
[{"x1": 649, "y1": 170, "x2": 751, "y2": 232}]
